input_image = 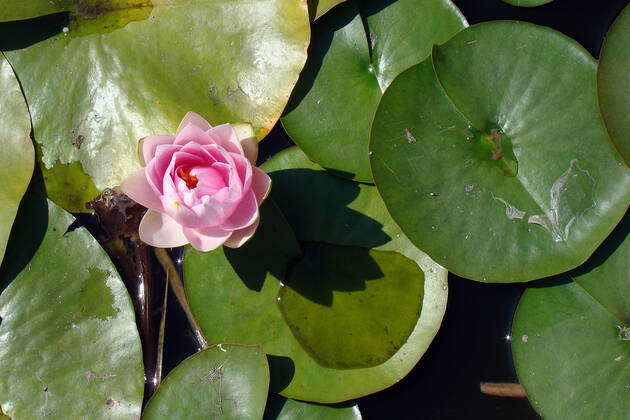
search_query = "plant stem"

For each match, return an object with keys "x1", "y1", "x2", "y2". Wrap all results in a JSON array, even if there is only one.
[
  {"x1": 154, "y1": 247, "x2": 209, "y2": 350},
  {"x1": 154, "y1": 274, "x2": 169, "y2": 387}
]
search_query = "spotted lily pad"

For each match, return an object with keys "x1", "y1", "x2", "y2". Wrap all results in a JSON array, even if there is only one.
[
  {"x1": 598, "y1": 3, "x2": 630, "y2": 165},
  {"x1": 370, "y1": 21, "x2": 630, "y2": 282},
  {"x1": 4, "y1": 0, "x2": 309, "y2": 211},
  {"x1": 185, "y1": 147, "x2": 447, "y2": 402},
  {"x1": 0, "y1": 200, "x2": 144, "y2": 418},
  {"x1": 511, "y1": 215, "x2": 629, "y2": 419},
  {"x1": 0, "y1": 54, "x2": 33, "y2": 264},
  {"x1": 143, "y1": 345, "x2": 270, "y2": 419},
  {"x1": 281, "y1": 0, "x2": 466, "y2": 182}
]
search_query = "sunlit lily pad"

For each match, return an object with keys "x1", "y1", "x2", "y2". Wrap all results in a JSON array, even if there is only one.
[
  {"x1": 0, "y1": 200, "x2": 144, "y2": 419},
  {"x1": 4, "y1": 0, "x2": 309, "y2": 211},
  {"x1": 143, "y1": 345, "x2": 270, "y2": 419},
  {"x1": 598, "y1": 3, "x2": 630, "y2": 165},
  {"x1": 370, "y1": 21, "x2": 630, "y2": 282},
  {"x1": 0, "y1": 54, "x2": 33, "y2": 264},
  {"x1": 511, "y1": 215, "x2": 629, "y2": 419},
  {"x1": 311, "y1": 0, "x2": 346, "y2": 20},
  {"x1": 185, "y1": 147, "x2": 447, "y2": 402},
  {"x1": 281, "y1": 0, "x2": 466, "y2": 182},
  {"x1": 265, "y1": 394, "x2": 361, "y2": 419}
]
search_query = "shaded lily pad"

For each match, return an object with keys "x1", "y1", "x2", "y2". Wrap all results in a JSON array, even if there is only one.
[
  {"x1": 143, "y1": 345, "x2": 270, "y2": 419},
  {"x1": 264, "y1": 394, "x2": 361, "y2": 419},
  {"x1": 281, "y1": 0, "x2": 466, "y2": 182},
  {"x1": 0, "y1": 201, "x2": 144, "y2": 418},
  {"x1": 4, "y1": 0, "x2": 309, "y2": 211},
  {"x1": 185, "y1": 147, "x2": 447, "y2": 402},
  {"x1": 0, "y1": 54, "x2": 33, "y2": 263},
  {"x1": 370, "y1": 21, "x2": 630, "y2": 282},
  {"x1": 278, "y1": 242, "x2": 424, "y2": 369},
  {"x1": 511, "y1": 214, "x2": 629, "y2": 419},
  {"x1": 598, "y1": 3, "x2": 630, "y2": 165}
]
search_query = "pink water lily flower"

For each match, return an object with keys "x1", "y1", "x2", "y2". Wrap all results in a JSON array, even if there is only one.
[{"x1": 121, "y1": 112, "x2": 271, "y2": 252}]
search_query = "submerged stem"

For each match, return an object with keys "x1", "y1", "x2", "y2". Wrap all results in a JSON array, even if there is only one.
[
  {"x1": 154, "y1": 247, "x2": 209, "y2": 350},
  {"x1": 154, "y1": 274, "x2": 169, "y2": 387}
]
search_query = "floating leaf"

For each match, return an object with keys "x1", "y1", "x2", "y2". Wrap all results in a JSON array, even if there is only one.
[
  {"x1": 0, "y1": 54, "x2": 33, "y2": 263},
  {"x1": 311, "y1": 0, "x2": 346, "y2": 20},
  {"x1": 4, "y1": 0, "x2": 309, "y2": 211},
  {"x1": 143, "y1": 345, "x2": 270, "y2": 419},
  {"x1": 281, "y1": 0, "x2": 466, "y2": 182},
  {"x1": 185, "y1": 147, "x2": 447, "y2": 402},
  {"x1": 0, "y1": 201, "x2": 144, "y2": 418},
  {"x1": 370, "y1": 21, "x2": 630, "y2": 282},
  {"x1": 264, "y1": 394, "x2": 361, "y2": 419},
  {"x1": 598, "y1": 3, "x2": 630, "y2": 165},
  {"x1": 512, "y1": 215, "x2": 629, "y2": 419},
  {"x1": 278, "y1": 242, "x2": 424, "y2": 369}
]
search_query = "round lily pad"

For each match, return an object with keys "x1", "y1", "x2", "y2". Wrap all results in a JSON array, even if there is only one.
[
  {"x1": 281, "y1": 0, "x2": 466, "y2": 182},
  {"x1": 4, "y1": 0, "x2": 309, "y2": 211},
  {"x1": 143, "y1": 345, "x2": 270, "y2": 419},
  {"x1": 511, "y1": 215, "x2": 629, "y2": 419},
  {"x1": 278, "y1": 242, "x2": 424, "y2": 369},
  {"x1": 598, "y1": 3, "x2": 630, "y2": 165},
  {"x1": 265, "y1": 394, "x2": 361, "y2": 419},
  {"x1": 370, "y1": 21, "x2": 630, "y2": 282},
  {"x1": 0, "y1": 54, "x2": 33, "y2": 264},
  {"x1": 185, "y1": 147, "x2": 447, "y2": 402},
  {"x1": 0, "y1": 200, "x2": 144, "y2": 419}
]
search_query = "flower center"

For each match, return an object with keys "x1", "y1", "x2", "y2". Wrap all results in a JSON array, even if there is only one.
[{"x1": 177, "y1": 167, "x2": 199, "y2": 189}]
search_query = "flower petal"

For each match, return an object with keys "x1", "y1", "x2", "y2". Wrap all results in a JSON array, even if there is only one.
[
  {"x1": 174, "y1": 123, "x2": 214, "y2": 146},
  {"x1": 120, "y1": 168, "x2": 164, "y2": 212},
  {"x1": 239, "y1": 136, "x2": 258, "y2": 165},
  {"x1": 141, "y1": 135, "x2": 174, "y2": 166},
  {"x1": 183, "y1": 226, "x2": 232, "y2": 252},
  {"x1": 224, "y1": 216, "x2": 260, "y2": 248},
  {"x1": 177, "y1": 111, "x2": 212, "y2": 134},
  {"x1": 207, "y1": 124, "x2": 244, "y2": 155},
  {"x1": 139, "y1": 210, "x2": 189, "y2": 248},
  {"x1": 251, "y1": 167, "x2": 271, "y2": 205},
  {"x1": 220, "y1": 190, "x2": 258, "y2": 230}
]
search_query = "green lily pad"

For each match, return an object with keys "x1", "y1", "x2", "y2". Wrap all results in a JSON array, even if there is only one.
[
  {"x1": 0, "y1": 54, "x2": 33, "y2": 264},
  {"x1": 500, "y1": 0, "x2": 553, "y2": 7},
  {"x1": 511, "y1": 215, "x2": 629, "y2": 420},
  {"x1": 0, "y1": 200, "x2": 144, "y2": 419},
  {"x1": 279, "y1": 242, "x2": 424, "y2": 369},
  {"x1": 0, "y1": 0, "x2": 70, "y2": 21},
  {"x1": 370, "y1": 21, "x2": 630, "y2": 282},
  {"x1": 598, "y1": 3, "x2": 630, "y2": 165},
  {"x1": 281, "y1": 0, "x2": 466, "y2": 182},
  {"x1": 265, "y1": 394, "x2": 361, "y2": 419},
  {"x1": 185, "y1": 147, "x2": 447, "y2": 402},
  {"x1": 143, "y1": 345, "x2": 270, "y2": 419},
  {"x1": 4, "y1": 0, "x2": 309, "y2": 211}
]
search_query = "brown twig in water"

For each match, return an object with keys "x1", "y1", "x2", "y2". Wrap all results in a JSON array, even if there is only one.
[
  {"x1": 480, "y1": 382, "x2": 527, "y2": 398},
  {"x1": 154, "y1": 247, "x2": 209, "y2": 350}
]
